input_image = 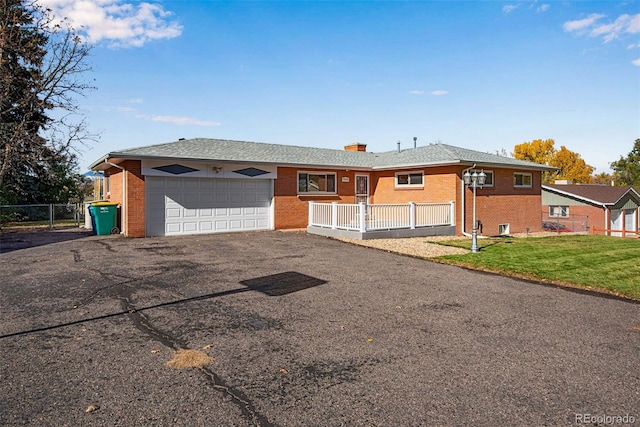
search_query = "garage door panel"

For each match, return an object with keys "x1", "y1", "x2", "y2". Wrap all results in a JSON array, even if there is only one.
[
  {"x1": 184, "y1": 193, "x2": 198, "y2": 204},
  {"x1": 146, "y1": 177, "x2": 272, "y2": 236},
  {"x1": 229, "y1": 220, "x2": 243, "y2": 229},
  {"x1": 166, "y1": 180, "x2": 182, "y2": 190},
  {"x1": 183, "y1": 222, "x2": 198, "y2": 232},
  {"x1": 184, "y1": 180, "x2": 198, "y2": 190},
  {"x1": 166, "y1": 222, "x2": 181, "y2": 233},
  {"x1": 215, "y1": 220, "x2": 229, "y2": 230}
]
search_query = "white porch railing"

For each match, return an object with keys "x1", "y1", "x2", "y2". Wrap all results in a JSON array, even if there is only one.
[{"x1": 308, "y1": 201, "x2": 455, "y2": 232}]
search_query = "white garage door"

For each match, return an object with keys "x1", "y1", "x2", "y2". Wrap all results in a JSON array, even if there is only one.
[{"x1": 145, "y1": 177, "x2": 272, "y2": 237}]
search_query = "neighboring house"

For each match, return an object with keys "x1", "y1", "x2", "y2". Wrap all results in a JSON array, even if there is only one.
[
  {"x1": 542, "y1": 183, "x2": 640, "y2": 236},
  {"x1": 89, "y1": 138, "x2": 554, "y2": 238}
]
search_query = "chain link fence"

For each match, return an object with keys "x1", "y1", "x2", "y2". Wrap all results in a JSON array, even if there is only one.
[
  {"x1": 0, "y1": 204, "x2": 85, "y2": 229},
  {"x1": 541, "y1": 211, "x2": 590, "y2": 233}
]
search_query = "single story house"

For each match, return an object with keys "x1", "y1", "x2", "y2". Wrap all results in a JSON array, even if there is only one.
[
  {"x1": 542, "y1": 183, "x2": 640, "y2": 236},
  {"x1": 89, "y1": 138, "x2": 554, "y2": 238}
]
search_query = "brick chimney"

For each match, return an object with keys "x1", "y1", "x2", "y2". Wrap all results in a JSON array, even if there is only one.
[{"x1": 344, "y1": 143, "x2": 367, "y2": 152}]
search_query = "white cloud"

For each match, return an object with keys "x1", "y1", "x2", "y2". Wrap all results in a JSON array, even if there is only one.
[
  {"x1": 127, "y1": 98, "x2": 143, "y2": 104},
  {"x1": 503, "y1": 4, "x2": 520, "y2": 14},
  {"x1": 136, "y1": 114, "x2": 221, "y2": 126},
  {"x1": 537, "y1": 4, "x2": 550, "y2": 13},
  {"x1": 38, "y1": 0, "x2": 183, "y2": 48},
  {"x1": 628, "y1": 42, "x2": 640, "y2": 49},
  {"x1": 564, "y1": 13, "x2": 640, "y2": 43},
  {"x1": 409, "y1": 90, "x2": 424, "y2": 95},
  {"x1": 430, "y1": 90, "x2": 448, "y2": 96},
  {"x1": 632, "y1": 58, "x2": 640, "y2": 66},
  {"x1": 563, "y1": 13, "x2": 605, "y2": 32}
]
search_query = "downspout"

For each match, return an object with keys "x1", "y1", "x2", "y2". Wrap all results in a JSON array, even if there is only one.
[{"x1": 105, "y1": 160, "x2": 126, "y2": 235}]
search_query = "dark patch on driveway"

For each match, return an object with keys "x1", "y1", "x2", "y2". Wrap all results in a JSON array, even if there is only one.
[
  {"x1": 240, "y1": 271, "x2": 327, "y2": 296},
  {"x1": 0, "y1": 230, "x2": 638, "y2": 426},
  {"x1": 0, "y1": 226, "x2": 92, "y2": 253}
]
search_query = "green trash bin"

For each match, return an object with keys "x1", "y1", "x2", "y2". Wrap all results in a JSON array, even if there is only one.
[{"x1": 90, "y1": 202, "x2": 120, "y2": 235}]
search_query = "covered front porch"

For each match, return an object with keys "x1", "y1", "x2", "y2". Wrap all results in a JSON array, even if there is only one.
[{"x1": 307, "y1": 201, "x2": 456, "y2": 240}]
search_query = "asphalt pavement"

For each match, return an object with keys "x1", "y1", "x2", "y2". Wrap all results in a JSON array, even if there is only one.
[{"x1": 0, "y1": 229, "x2": 638, "y2": 426}]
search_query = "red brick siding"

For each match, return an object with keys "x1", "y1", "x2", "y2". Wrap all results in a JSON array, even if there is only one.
[
  {"x1": 274, "y1": 165, "x2": 545, "y2": 235},
  {"x1": 370, "y1": 167, "x2": 458, "y2": 204},
  {"x1": 104, "y1": 160, "x2": 145, "y2": 237},
  {"x1": 274, "y1": 167, "x2": 357, "y2": 229},
  {"x1": 107, "y1": 161, "x2": 546, "y2": 237},
  {"x1": 466, "y1": 168, "x2": 544, "y2": 235}
]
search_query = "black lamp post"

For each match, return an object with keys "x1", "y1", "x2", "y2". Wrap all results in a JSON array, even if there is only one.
[{"x1": 463, "y1": 169, "x2": 486, "y2": 252}]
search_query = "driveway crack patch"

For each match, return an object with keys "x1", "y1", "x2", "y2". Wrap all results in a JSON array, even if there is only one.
[{"x1": 118, "y1": 292, "x2": 273, "y2": 427}]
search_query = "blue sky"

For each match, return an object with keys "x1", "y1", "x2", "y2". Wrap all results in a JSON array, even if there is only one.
[{"x1": 41, "y1": 1, "x2": 639, "y2": 174}]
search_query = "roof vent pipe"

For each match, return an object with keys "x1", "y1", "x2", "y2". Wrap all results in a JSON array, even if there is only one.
[
  {"x1": 397, "y1": 140, "x2": 401, "y2": 153},
  {"x1": 413, "y1": 136, "x2": 417, "y2": 148}
]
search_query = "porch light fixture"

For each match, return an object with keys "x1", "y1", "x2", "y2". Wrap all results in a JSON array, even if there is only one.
[{"x1": 463, "y1": 169, "x2": 486, "y2": 253}]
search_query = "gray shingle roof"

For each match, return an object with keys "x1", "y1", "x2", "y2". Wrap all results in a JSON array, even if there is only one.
[
  {"x1": 90, "y1": 138, "x2": 554, "y2": 171},
  {"x1": 543, "y1": 184, "x2": 640, "y2": 205}
]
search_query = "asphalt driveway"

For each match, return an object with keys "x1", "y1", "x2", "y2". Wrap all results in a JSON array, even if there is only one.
[{"x1": 0, "y1": 230, "x2": 638, "y2": 426}]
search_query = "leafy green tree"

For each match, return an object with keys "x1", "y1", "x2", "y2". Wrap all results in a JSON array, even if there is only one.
[
  {"x1": 610, "y1": 139, "x2": 640, "y2": 187},
  {"x1": 0, "y1": 0, "x2": 95, "y2": 204},
  {"x1": 513, "y1": 139, "x2": 594, "y2": 184}
]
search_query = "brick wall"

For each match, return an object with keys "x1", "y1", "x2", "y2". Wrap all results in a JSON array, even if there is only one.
[
  {"x1": 465, "y1": 168, "x2": 544, "y2": 235},
  {"x1": 275, "y1": 165, "x2": 546, "y2": 235},
  {"x1": 274, "y1": 167, "x2": 356, "y2": 229},
  {"x1": 104, "y1": 160, "x2": 546, "y2": 237},
  {"x1": 370, "y1": 167, "x2": 459, "y2": 204},
  {"x1": 104, "y1": 160, "x2": 145, "y2": 237},
  {"x1": 542, "y1": 204, "x2": 606, "y2": 232}
]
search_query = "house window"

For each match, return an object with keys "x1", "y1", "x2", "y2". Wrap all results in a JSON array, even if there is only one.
[
  {"x1": 549, "y1": 206, "x2": 569, "y2": 217},
  {"x1": 482, "y1": 171, "x2": 494, "y2": 187},
  {"x1": 395, "y1": 172, "x2": 424, "y2": 188},
  {"x1": 514, "y1": 172, "x2": 532, "y2": 188},
  {"x1": 298, "y1": 172, "x2": 336, "y2": 194}
]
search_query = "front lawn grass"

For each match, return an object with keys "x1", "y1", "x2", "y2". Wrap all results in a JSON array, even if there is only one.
[{"x1": 435, "y1": 235, "x2": 640, "y2": 300}]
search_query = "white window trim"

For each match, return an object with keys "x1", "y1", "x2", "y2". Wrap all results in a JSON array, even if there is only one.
[
  {"x1": 297, "y1": 171, "x2": 337, "y2": 194},
  {"x1": 514, "y1": 172, "x2": 532, "y2": 188},
  {"x1": 395, "y1": 171, "x2": 424, "y2": 188}
]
